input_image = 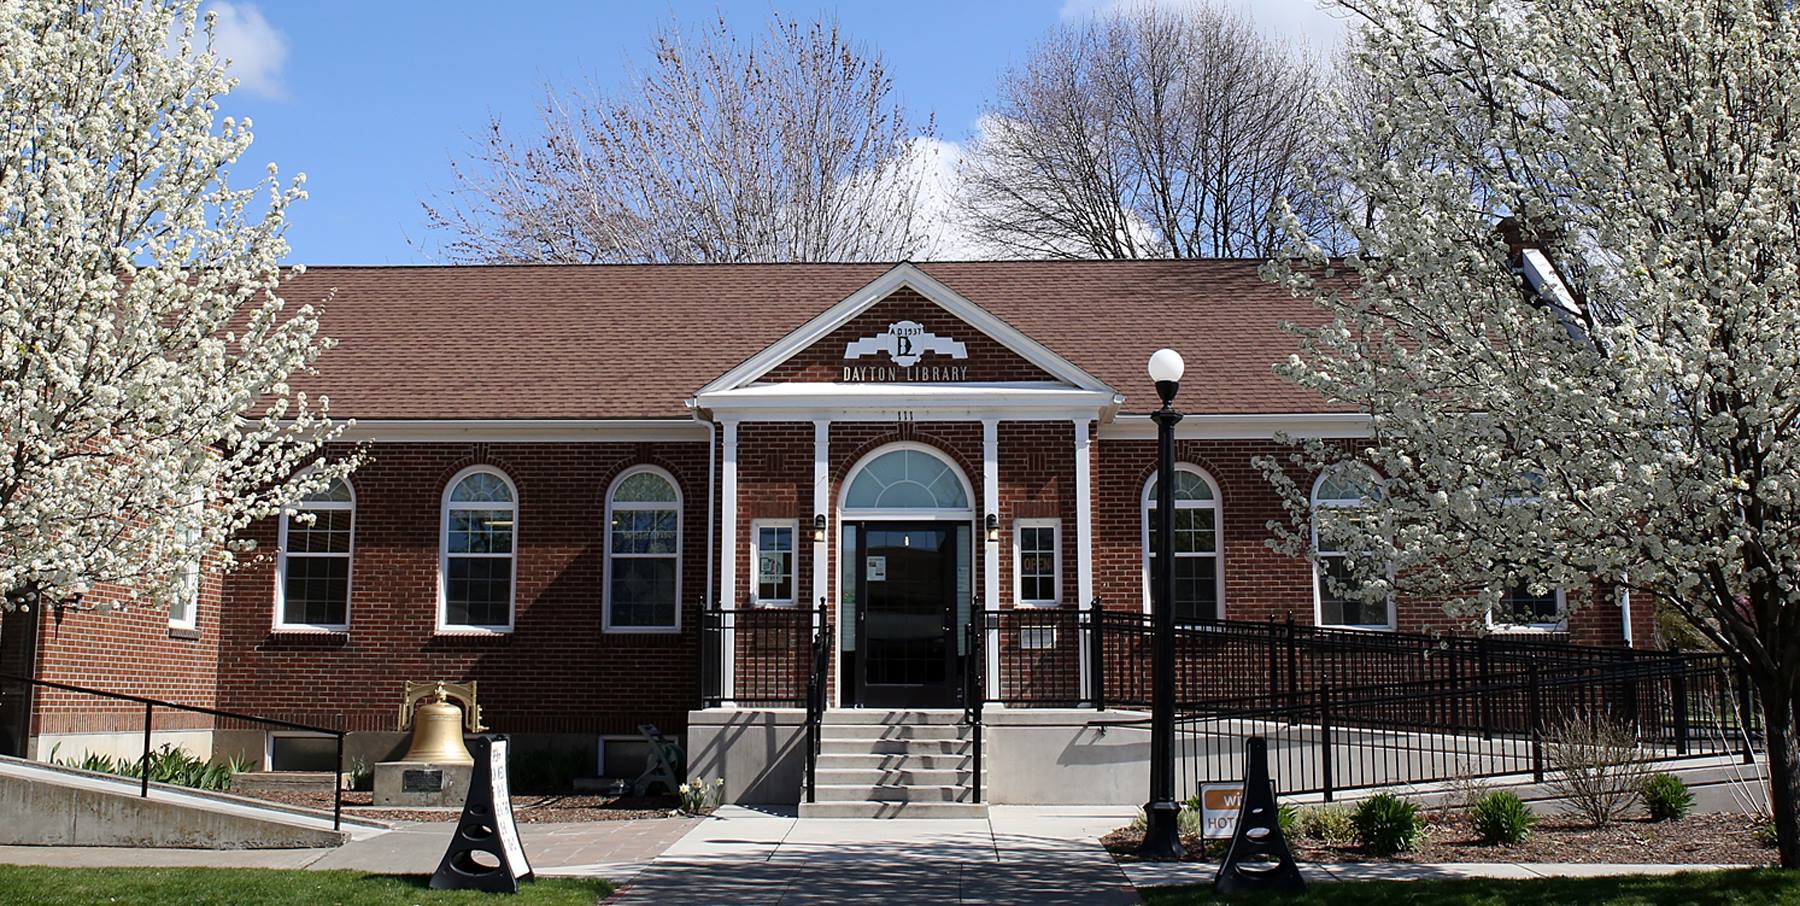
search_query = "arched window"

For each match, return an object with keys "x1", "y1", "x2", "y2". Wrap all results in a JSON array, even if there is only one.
[
  {"x1": 277, "y1": 476, "x2": 354, "y2": 631},
  {"x1": 605, "y1": 467, "x2": 681, "y2": 632},
  {"x1": 1141, "y1": 465, "x2": 1223, "y2": 624},
  {"x1": 440, "y1": 467, "x2": 516, "y2": 632},
  {"x1": 1312, "y1": 466, "x2": 1391, "y2": 629},
  {"x1": 843, "y1": 447, "x2": 971, "y2": 512}
]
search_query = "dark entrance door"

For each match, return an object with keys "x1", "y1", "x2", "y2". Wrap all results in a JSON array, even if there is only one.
[
  {"x1": 855, "y1": 523, "x2": 959, "y2": 708},
  {"x1": 0, "y1": 604, "x2": 39, "y2": 757}
]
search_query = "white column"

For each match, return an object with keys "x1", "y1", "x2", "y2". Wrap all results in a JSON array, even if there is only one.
[
  {"x1": 1074, "y1": 418, "x2": 1095, "y2": 704},
  {"x1": 720, "y1": 419, "x2": 739, "y2": 702},
  {"x1": 812, "y1": 420, "x2": 829, "y2": 620},
  {"x1": 982, "y1": 418, "x2": 1001, "y2": 695}
]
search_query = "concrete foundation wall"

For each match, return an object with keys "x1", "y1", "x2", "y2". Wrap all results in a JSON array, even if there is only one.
[
  {"x1": 687, "y1": 708, "x2": 806, "y2": 805},
  {"x1": 0, "y1": 768, "x2": 344, "y2": 848},
  {"x1": 986, "y1": 708, "x2": 1150, "y2": 806},
  {"x1": 33, "y1": 730, "x2": 215, "y2": 764}
]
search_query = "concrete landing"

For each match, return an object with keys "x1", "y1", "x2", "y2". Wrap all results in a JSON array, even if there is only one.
[{"x1": 0, "y1": 755, "x2": 386, "y2": 849}]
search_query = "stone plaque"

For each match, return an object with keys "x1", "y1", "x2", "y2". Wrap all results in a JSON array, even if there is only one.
[{"x1": 403, "y1": 768, "x2": 444, "y2": 793}]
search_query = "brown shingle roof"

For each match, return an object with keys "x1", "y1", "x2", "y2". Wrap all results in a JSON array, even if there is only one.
[{"x1": 280, "y1": 260, "x2": 1341, "y2": 420}]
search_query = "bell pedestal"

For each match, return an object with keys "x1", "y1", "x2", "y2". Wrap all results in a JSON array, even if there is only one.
[{"x1": 373, "y1": 760, "x2": 474, "y2": 808}]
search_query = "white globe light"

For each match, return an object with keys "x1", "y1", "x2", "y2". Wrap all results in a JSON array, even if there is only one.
[{"x1": 1147, "y1": 348, "x2": 1185, "y2": 384}]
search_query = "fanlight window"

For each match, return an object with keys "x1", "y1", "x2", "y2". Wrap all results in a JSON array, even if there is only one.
[{"x1": 844, "y1": 449, "x2": 969, "y2": 510}]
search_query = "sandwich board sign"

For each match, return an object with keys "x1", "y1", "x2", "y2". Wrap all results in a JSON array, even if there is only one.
[
  {"x1": 1199, "y1": 784, "x2": 1244, "y2": 839},
  {"x1": 430, "y1": 735, "x2": 534, "y2": 893}
]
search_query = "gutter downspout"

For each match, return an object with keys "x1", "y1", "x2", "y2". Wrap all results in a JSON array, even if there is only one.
[{"x1": 1619, "y1": 575, "x2": 1634, "y2": 648}]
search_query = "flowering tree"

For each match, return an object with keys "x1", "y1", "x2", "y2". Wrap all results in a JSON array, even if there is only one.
[
  {"x1": 1263, "y1": 0, "x2": 1800, "y2": 865},
  {"x1": 0, "y1": 0, "x2": 348, "y2": 616},
  {"x1": 425, "y1": 12, "x2": 936, "y2": 263}
]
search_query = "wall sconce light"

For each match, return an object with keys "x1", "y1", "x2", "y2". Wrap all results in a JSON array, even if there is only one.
[
  {"x1": 812, "y1": 513, "x2": 827, "y2": 543},
  {"x1": 985, "y1": 513, "x2": 1000, "y2": 543}
]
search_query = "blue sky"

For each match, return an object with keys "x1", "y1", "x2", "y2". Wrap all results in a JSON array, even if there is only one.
[{"x1": 212, "y1": 1, "x2": 1345, "y2": 264}]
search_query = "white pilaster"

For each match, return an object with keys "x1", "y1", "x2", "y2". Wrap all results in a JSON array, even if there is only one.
[
  {"x1": 1074, "y1": 418, "x2": 1095, "y2": 704},
  {"x1": 982, "y1": 418, "x2": 1001, "y2": 694},
  {"x1": 812, "y1": 420, "x2": 829, "y2": 618},
  {"x1": 720, "y1": 419, "x2": 739, "y2": 701}
]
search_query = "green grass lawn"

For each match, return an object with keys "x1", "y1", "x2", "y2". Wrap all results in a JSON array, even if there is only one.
[
  {"x1": 1143, "y1": 868, "x2": 1800, "y2": 906},
  {"x1": 0, "y1": 865, "x2": 613, "y2": 906}
]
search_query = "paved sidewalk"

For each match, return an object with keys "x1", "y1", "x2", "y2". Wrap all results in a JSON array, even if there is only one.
[
  {"x1": 0, "y1": 816, "x2": 698, "y2": 881},
  {"x1": 614, "y1": 805, "x2": 1141, "y2": 905}
]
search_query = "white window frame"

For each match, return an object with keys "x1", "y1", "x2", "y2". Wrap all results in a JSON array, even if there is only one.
[
  {"x1": 169, "y1": 487, "x2": 202, "y2": 632},
  {"x1": 275, "y1": 477, "x2": 355, "y2": 633},
  {"x1": 602, "y1": 465, "x2": 683, "y2": 634},
  {"x1": 1012, "y1": 518, "x2": 1061, "y2": 608},
  {"x1": 1140, "y1": 465, "x2": 1226, "y2": 622},
  {"x1": 1488, "y1": 585, "x2": 1569, "y2": 633},
  {"x1": 1483, "y1": 474, "x2": 1566, "y2": 633},
  {"x1": 750, "y1": 518, "x2": 799, "y2": 608},
  {"x1": 437, "y1": 465, "x2": 518, "y2": 634},
  {"x1": 1310, "y1": 468, "x2": 1395, "y2": 631}
]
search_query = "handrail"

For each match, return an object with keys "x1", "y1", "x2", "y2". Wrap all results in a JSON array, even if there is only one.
[
  {"x1": 803, "y1": 601, "x2": 830, "y2": 804},
  {"x1": 963, "y1": 616, "x2": 984, "y2": 804},
  {"x1": 0, "y1": 670, "x2": 346, "y2": 830}
]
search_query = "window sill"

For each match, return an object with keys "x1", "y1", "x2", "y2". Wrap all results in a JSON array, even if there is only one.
[
  {"x1": 1490, "y1": 624, "x2": 1567, "y2": 635},
  {"x1": 1315, "y1": 623, "x2": 1396, "y2": 633},
  {"x1": 272, "y1": 626, "x2": 349, "y2": 636},
  {"x1": 1011, "y1": 600, "x2": 1065, "y2": 609},
  {"x1": 167, "y1": 626, "x2": 200, "y2": 641},
  {"x1": 434, "y1": 627, "x2": 513, "y2": 637},
  {"x1": 603, "y1": 625, "x2": 681, "y2": 635}
]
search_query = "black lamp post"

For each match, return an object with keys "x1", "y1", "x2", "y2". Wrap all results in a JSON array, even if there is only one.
[{"x1": 1139, "y1": 347, "x2": 1186, "y2": 859}]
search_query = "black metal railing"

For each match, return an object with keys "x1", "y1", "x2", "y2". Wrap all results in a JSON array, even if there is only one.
[
  {"x1": 963, "y1": 616, "x2": 985, "y2": 804},
  {"x1": 0, "y1": 671, "x2": 347, "y2": 830},
  {"x1": 1162, "y1": 652, "x2": 1757, "y2": 802},
  {"x1": 804, "y1": 604, "x2": 832, "y2": 805},
  {"x1": 698, "y1": 603, "x2": 819, "y2": 708}
]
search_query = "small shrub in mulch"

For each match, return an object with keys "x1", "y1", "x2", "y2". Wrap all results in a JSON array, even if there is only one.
[
  {"x1": 1470, "y1": 791, "x2": 1537, "y2": 845},
  {"x1": 1641, "y1": 773, "x2": 1695, "y2": 822},
  {"x1": 1102, "y1": 810, "x2": 1775, "y2": 866}
]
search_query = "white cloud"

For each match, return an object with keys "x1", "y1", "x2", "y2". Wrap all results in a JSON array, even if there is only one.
[
  {"x1": 206, "y1": 2, "x2": 288, "y2": 99},
  {"x1": 1058, "y1": 0, "x2": 1352, "y2": 52}
]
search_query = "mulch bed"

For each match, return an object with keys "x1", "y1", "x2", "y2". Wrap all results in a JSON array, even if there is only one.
[
  {"x1": 238, "y1": 789, "x2": 682, "y2": 823},
  {"x1": 1103, "y1": 811, "x2": 1775, "y2": 866}
]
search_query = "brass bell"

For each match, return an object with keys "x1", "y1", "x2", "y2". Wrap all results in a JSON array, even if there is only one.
[{"x1": 397, "y1": 681, "x2": 483, "y2": 765}]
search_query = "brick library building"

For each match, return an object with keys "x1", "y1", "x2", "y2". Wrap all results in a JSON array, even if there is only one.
[{"x1": 0, "y1": 260, "x2": 1657, "y2": 811}]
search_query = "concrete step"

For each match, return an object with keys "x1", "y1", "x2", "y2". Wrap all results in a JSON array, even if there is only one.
[
  {"x1": 821, "y1": 723, "x2": 971, "y2": 741},
  {"x1": 814, "y1": 767, "x2": 976, "y2": 786},
  {"x1": 821, "y1": 710, "x2": 966, "y2": 726},
  {"x1": 813, "y1": 752, "x2": 974, "y2": 771},
  {"x1": 798, "y1": 800, "x2": 990, "y2": 819},
  {"x1": 819, "y1": 738, "x2": 971, "y2": 756},
  {"x1": 813, "y1": 783, "x2": 972, "y2": 803}
]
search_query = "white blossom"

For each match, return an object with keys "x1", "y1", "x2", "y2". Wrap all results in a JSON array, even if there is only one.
[
  {"x1": 0, "y1": 0, "x2": 351, "y2": 613},
  {"x1": 1261, "y1": 0, "x2": 1800, "y2": 865}
]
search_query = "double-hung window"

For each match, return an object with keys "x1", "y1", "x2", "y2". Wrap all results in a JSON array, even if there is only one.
[
  {"x1": 440, "y1": 468, "x2": 517, "y2": 632},
  {"x1": 752, "y1": 520, "x2": 797, "y2": 607},
  {"x1": 605, "y1": 468, "x2": 681, "y2": 631},
  {"x1": 1013, "y1": 519, "x2": 1060, "y2": 607},
  {"x1": 277, "y1": 477, "x2": 354, "y2": 630},
  {"x1": 1496, "y1": 584, "x2": 1565, "y2": 629},
  {"x1": 169, "y1": 487, "x2": 203, "y2": 632},
  {"x1": 1312, "y1": 466, "x2": 1392, "y2": 629},
  {"x1": 1143, "y1": 467, "x2": 1223, "y2": 624}
]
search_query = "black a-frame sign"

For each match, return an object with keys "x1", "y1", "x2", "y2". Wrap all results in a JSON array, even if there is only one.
[
  {"x1": 430, "y1": 735, "x2": 535, "y2": 893},
  {"x1": 1213, "y1": 735, "x2": 1305, "y2": 895}
]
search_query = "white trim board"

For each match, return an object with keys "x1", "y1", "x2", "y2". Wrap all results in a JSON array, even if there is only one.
[
  {"x1": 326, "y1": 419, "x2": 709, "y2": 444},
  {"x1": 695, "y1": 262, "x2": 1117, "y2": 395},
  {"x1": 1099, "y1": 412, "x2": 1371, "y2": 440}
]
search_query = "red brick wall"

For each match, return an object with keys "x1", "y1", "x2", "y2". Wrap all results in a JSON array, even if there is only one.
[
  {"x1": 217, "y1": 441, "x2": 710, "y2": 737},
  {"x1": 28, "y1": 571, "x2": 223, "y2": 737},
  {"x1": 764, "y1": 288, "x2": 1053, "y2": 383}
]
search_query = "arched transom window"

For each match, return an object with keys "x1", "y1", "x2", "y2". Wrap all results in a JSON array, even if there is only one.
[
  {"x1": 278, "y1": 476, "x2": 354, "y2": 630},
  {"x1": 440, "y1": 468, "x2": 516, "y2": 632},
  {"x1": 844, "y1": 447, "x2": 971, "y2": 512},
  {"x1": 1141, "y1": 465, "x2": 1223, "y2": 624},
  {"x1": 605, "y1": 468, "x2": 682, "y2": 631},
  {"x1": 1312, "y1": 466, "x2": 1391, "y2": 629}
]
